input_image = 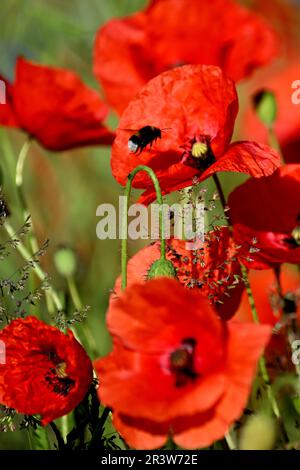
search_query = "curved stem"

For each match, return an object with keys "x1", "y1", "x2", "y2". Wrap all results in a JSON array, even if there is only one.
[{"x1": 121, "y1": 165, "x2": 165, "y2": 290}]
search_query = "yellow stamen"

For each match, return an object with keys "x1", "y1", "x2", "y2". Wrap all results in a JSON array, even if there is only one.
[{"x1": 191, "y1": 142, "x2": 208, "y2": 158}]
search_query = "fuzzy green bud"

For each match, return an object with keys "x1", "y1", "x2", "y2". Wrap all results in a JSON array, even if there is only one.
[
  {"x1": 147, "y1": 258, "x2": 177, "y2": 280},
  {"x1": 239, "y1": 413, "x2": 277, "y2": 450},
  {"x1": 253, "y1": 89, "x2": 277, "y2": 127},
  {"x1": 54, "y1": 247, "x2": 77, "y2": 278}
]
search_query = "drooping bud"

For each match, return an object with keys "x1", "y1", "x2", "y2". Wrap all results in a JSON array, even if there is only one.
[
  {"x1": 147, "y1": 258, "x2": 177, "y2": 279},
  {"x1": 54, "y1": 246, "x2": 77, "y2": 278},
  {"x1": 253, "y1": 89, "x2": 277, "y2": 127},
  {"x1": 239, "y1": 413, "x2": 277, "y2": 450}
]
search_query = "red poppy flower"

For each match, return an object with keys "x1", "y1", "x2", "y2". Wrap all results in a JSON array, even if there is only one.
[
  {"x1": 111, "y1": 65, "x2": 280, "y2": 205},
  {"x1": 0, "y1": 57, "x2": 115, "y2": 151},
  {"x1": 248, "y1": 0, "x2": 298, "y2": 55},
  {"x1": 0, "y1": 316, "x2": 93, "y2": 425},
  {"x1": 94, "y1": 0, "x2": 279, "y2": 115},
  {"x1": 112, "y1": 228, "x2": 244, "y2": 320},
  {"x1": 235, "y1": 267, "x2": 300, "y2": 378},
  {"x1": 95, "y1": 278, "x2": 270, "y2": 449},
  {"x1": 241, "y1": 61, "x2": 300, "y2": 164},
  {"x1": 236, "y1": 267, "x2": 300, "y2": 326},
  {"x1": 228, "y1": 165, "x2": 300, "y2": 269}
]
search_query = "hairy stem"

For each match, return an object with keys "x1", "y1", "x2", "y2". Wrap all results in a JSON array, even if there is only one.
[{"x1": 121, "y1": 165, "x2": 165, "y2": 290}]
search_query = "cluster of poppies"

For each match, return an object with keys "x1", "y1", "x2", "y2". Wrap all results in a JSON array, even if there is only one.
[{"x1": 0, "y1": 0, "x2": 300, "y2": 450}]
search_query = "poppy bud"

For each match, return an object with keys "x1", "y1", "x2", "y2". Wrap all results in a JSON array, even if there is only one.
[
  {"x1": 253, "y1": 89, "x2": 277, "y2": 127},
  {"x1": 147, "y1": 258, "x2": 177, "y2": 279},
  {"x1": 239, "y1": 413, "x2": 277, "y2": 450},
  {"x1": 54, "y1": 246, "x2": 77, "y2": 278}
]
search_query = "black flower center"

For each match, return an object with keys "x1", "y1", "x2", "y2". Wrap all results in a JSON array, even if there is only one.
[
  {"x1": 44, "y1": 350, "x2": 75, "y2": 397},
  {"x1": 169, "y1": 337, "x2": 198, "y2": 387},
  {"x1": 181, "y1": 136, "x2": 216, "y2": 171}
]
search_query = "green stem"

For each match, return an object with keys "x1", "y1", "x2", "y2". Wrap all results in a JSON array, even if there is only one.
[
  {"x1": 213, "y1": 174, "x2": 227, "y2": 212},
  {"x1": 15, "y1": 138, "x2": 32, "y2": 219},
  {"x1": 240, "y1": 263, "x2": 280, "y2": 419},
  {"x1": 121, "y1": 165, "x2": 165, "y2": 290},
  {"x1": 67, "y1": 275, "x2": 82, "y2": 310},
  {"x1": 3, "y1": 221, "x2": 63, "y2": 311},
  {"x1": 16, "y1": 139, "x2": 31, "y2": 188}
]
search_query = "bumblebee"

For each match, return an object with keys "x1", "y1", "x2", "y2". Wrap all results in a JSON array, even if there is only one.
[{"x1": 127, "y1": 126, "x2": 165, "y2": 154}]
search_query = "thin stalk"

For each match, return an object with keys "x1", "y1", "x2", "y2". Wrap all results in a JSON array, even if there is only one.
[
  {"x1": 121, "y1": 165, "x2": 166, "y2": 290},
  {"x1": 67, "y1": 275, "x2": 82, "y2": 311},
  {"x1": 15, "y1": 139, "x2": 31, "y2": 190},
  {"x1": 213, "y1": 174, "x2": 227, "y2": 212},
  {"x1": 240, "y1": 264, "x2": 280, "y2": 419},
  {"x1": 225, "y1": 431, "x2": 236, "y2": 450}
]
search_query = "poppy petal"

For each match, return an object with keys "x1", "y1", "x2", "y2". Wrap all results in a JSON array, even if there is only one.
[{"x1": 201, "y1": 141, "x2": 281, "y2": 180}]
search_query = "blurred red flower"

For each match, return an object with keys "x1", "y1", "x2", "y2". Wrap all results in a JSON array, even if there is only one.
[
  {"x1": 112, "y1": 228, "x2": 244, "y2": 320},
  {"x1": 95, "y1": 278, "x2": 270, "y2": 449},
  {"x1": 241, "y1": 61, "x2": 300, "y2": 164},
  {"x1": 0, "y1": 316, "x2": 93, "y2": 425},
  {"x1": 0, "y1": 57, "x2": 115, "y2": 151},
  {"x1": 228, "y1": 165, "x2": 300, "y2": 269},
  {"x1": 235, "y1": 267, "x2": 300, "y2": 378},
  {"x1": 94, "y1": 0, "x2": 279, "y2": 114},
  {"x1": 112, "y1": 65, "x2": 280, "y2": 204},
  {"x1": 236, "y1": 267, "x2": 300, "y2": 326}
]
